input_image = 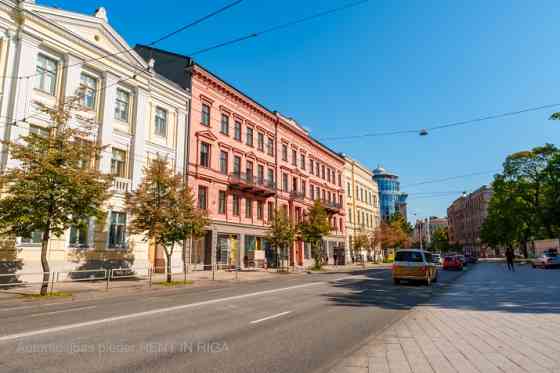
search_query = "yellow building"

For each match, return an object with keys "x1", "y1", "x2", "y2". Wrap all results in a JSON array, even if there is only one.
[{"x1": 0, "y1": 0, "x2": 189, "y2": 274}]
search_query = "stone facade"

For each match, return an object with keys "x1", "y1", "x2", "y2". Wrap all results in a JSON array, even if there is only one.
[
  {"x1": 343, "y1": 155, "x2": 381, "y2": 263},
  {"x1": 447, "y1": 186, "x2": 493, "y2": 256},
  {"x1": 0, "y1": 1, "x2": 189, "y2": 274}
]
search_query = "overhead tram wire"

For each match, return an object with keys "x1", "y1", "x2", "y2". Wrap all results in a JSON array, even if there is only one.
[
  {"x1": 401, "y1": 170, "x2": 500, "y2": 189},
  {"x1": 0, "y1": 0, "x2": 244, "y2": 81},
  {"x1": 319, "y1": 103, "x2": 560, "y2": 142},
  {"x1": 4, "y1": 0, "x2": 373, "y2": 128}
]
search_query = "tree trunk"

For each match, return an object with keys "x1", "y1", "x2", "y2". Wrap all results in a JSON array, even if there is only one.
[
  {"x1": 522, "y1": 240, "x2": 529, "y2": 259},
  {"x1": 166, "y1": 250, "x2": 172, "y2": 283},
  {"x1": 40, "y1": 230, "x2": 50, "y2": 296}
]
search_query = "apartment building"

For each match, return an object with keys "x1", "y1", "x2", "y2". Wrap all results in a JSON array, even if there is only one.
[
  {"x1": 135, "y1": 45, "x2": 346, "y2": 269},
  {"x1": 343, "y1": 155, "x2": 381, "y2": 263},
  {"x1": 0, "y1": 1, "x2": 189, "y2": 272},
  {"x1": 447, "y1": 186, "x2": 493, "y2": 256}
]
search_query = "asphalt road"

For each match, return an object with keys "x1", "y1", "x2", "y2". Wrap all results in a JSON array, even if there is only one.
[{"x1": 0, "y1": 267, "x2": 465, "y2": 373}]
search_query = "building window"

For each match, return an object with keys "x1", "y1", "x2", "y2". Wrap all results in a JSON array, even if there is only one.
[
  {"x1": 257, "y1": 201, "x2": 264, "y2": 220},
  {"x1": 218, "y1": 191, "x2": 226, "y2": 214},
  {"x1": 267, "y1": 168, "x2": 274, "y2": 185},
  {"x1": 316, "y1": 163, "x2": 320, "y2": 176},
  {"x1": 282, "y1": 144, "x2": 288, "y2": 161},
  {"x1": 154, "y1": 107, "x2": 168, "y2": 137},
  {"x1": 35, "y1": 54, "x2": 58, "y2": 95},
  {"x1": 321, "y1": 165, "x2": 325, "y2": 180},
  {"x1": 267, "y1": 138, "x2": 274, "y2": 156},
  {"x1": 348, "y1": 209, "x2": 352, "y2": 223},
  {"x1": 257, "y1": 132, "x2": 264, "y2": 151},
  {"x1": 69, "y1": 222, "x2": 89, "y2": 247},
  {"x1": 234, "y1": 121, "x2": 242, "y2": 141},
  {"x1": 257, "y1": 165, "x2": 264, "y2": 184},
  {"x1": 302, "y1": 180, "x2": 306, "y2": 197},
  {"x1": 219, "y1": 150, "x2": 228, "y2": 175},
  {"x1": 200, "y1": 142, "x2": 210, "y2": 168},
  {"x1": 338, "y1": 173, "x2": 342, "y2": 186},
  {"x1": 282, "y1": 173, "x2": 288, "y2": 191},
  {"x1": 292, "y1": 149, "x2": 297, "y2": 166},
  {"x1": 246, "y1": 127, "x2": 254, "y2": 146},
  {"x1": 292, "y1": 177, "x2": 298, "y2": 192},
  {"x1": 220, "y1": 114, "x2": 229, "y2": 135},
  {"x1": 309, "y1": 159, "x2": 314, "y2": 173},
  {"x1": 111, "y1": 148, "x2": 127, "y2": 178},
  {"x1": 347, "y1": 182, "x2": 351, "y2": 195},
  {"x1": 108, "y1": 212, "x2": 126, "y2": 249},
  {"x1": 310, "y1": 184, "x2": 315, "y2": 200},
  {"x1": 198, "y1": 186, "x2": 207, "y2": 210},
  {"x1": 80, "y1": 73, "x2": 97, "y2": 109},
  {"x1": 233, "y1": 156, "x2": 241, "y2": 176},
  {"x1": 245, "y1": 199, "x2": 252, "y2": 218},
  {"x1": 300, "y1": 154, "x2": 306, "y2": 170},
  {"x1": 20, "y1": 230, "x2": 43, "y2": 245},
  {"x1": 267, "y1": 202, "x2": 274, "y2": 221},
  {"x1": 233, "y1": 194, "x2": 240, "y2": 216},
  {"x1": 201, "y1": 103, "x2": 210, "y2": 126},
  {"x1": 114, "y1": 88, "x2": 130, "y2": 122},
  {"x1": 327, "y1": 169, "x2": 331, "y2": 183}
]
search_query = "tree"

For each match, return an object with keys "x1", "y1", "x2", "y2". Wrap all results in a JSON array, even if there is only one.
[
  {"x1": 265, "y1": 209, "x2": 295, "y2": 270},
  {"x1": 388, "y1": 213, "x2": 412, "y2": 249},
  {"x1": 352, "y1": 229, "x2": 370, "y2": 264},
  {"x1": 126, "y1": 158, "x2": 208, "y2": 283},
  {"x1": 0, "y1": 99, "x2": 112, "y2": 295},
  {"x1": 431, "y1": 227, "x2": 450, "y2": 253},
  {"x1": 542, "y1": 151, "x2": 560, "y2": 239},
  {"x1": 298, "y1": 200, "x2": 331, "y2": 270}
]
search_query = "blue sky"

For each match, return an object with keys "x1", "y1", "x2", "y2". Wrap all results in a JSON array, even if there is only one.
[{"x1": 42, "y1": 0, "x2": 558, "y2": 220}]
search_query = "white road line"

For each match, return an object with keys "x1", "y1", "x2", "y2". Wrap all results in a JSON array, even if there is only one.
[
  {"x1": 30, "y1": 306, "x2": 96, "y2": 318},
  {"x1": 249, "y1": 311, "x2": 292, "y2": 324},
  {"x1": 0, "y1": 282, "x2": 323, "y2": 343}
]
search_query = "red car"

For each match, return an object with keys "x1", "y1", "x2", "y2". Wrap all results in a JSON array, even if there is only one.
[{"x1": 443, "y1": 255, "x2": 463, "y2": 270}]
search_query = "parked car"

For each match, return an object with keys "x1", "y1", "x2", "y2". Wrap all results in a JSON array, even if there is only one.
[
  {"x1": 457, "y1": 255, "x2": 467, "y2": 266},
  {"x1": 532, "y1": 251, "x2": 560, "y2": 269},
  {"x1": 443, "y1": 255, "x2": 463, "y2": 271},
  {"x1": 431, "y1": 253, "x2": 442, "y2": 265},
  {"x1": 393, "y1": 249, "x2": 438, "y2": 285},
  {"x1": 465, "y1": 254, "x2": 478, "y2": 264}
]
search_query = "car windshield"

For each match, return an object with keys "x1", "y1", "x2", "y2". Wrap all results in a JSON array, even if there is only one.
[{"x1": 395, "y1": 251, "x2": 424, "y2": 262}]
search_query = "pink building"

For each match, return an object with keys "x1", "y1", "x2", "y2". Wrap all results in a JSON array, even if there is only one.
[{"x1": 135, "y1": 46, "x2": 345, "y2": 269}]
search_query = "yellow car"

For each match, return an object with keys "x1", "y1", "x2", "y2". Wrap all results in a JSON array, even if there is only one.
[{"x1": 392, "y1": 249, "x2": 438, "y2": 285}]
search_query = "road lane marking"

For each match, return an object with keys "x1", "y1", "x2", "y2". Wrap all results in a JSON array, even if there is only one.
[
  {"x1": 0, "y1": 282, "x2": 323, "y2": 342},
  {"x1": 250, "y1": 311, "x2": 292, "y2": 324},
  {"x1": 30, "y1": 306, "x2": 96, "y2": 318}
]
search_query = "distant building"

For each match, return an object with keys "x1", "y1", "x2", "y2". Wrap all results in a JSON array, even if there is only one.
[
  {"x1": 413, "y1": 217, "x2": 448, "y2": 246},
  {"x1": 372, "y1": 166, "x2": 408, "y2": 221},
  {"x1": 447, "y1": 186, "x2": 493, "y2": 256}
]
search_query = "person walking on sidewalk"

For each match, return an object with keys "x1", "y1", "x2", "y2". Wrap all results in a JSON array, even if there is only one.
[{"x1": 505, "y1": 247, "x2": 515, "y2": 271}]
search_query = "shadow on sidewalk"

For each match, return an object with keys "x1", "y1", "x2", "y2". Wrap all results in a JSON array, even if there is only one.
[{"x1": 323, "y1": 263, "x2": 560, "y2": 314}]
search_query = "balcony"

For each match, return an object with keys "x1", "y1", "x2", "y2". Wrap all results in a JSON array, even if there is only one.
[
  {"x1": 290, "y1": 191, "x2": 305, "y2": 201},
  {"x1": 112, "y1": 177, "x2": 131, "y2": 194},
  {"x1": 320, "y1": 199, "x2": 343, "y2": 213},
  {"x1": 228, "y1": 173, "x2": 276, "y2": 197}
]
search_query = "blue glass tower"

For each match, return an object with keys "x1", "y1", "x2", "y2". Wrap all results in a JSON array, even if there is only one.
[{"x1": 372, "y1": 166, "x2": 408, "y2": 221}]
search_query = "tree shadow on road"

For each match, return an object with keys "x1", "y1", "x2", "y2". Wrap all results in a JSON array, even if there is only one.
[{"x1": 323, "y1": 263, "x2": 560, "y2": 314}]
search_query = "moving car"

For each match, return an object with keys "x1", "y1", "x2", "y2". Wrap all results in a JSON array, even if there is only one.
[
  {"x1": 443, "y1": 255, "x2": 463, "y2": 271},
  {"x1": 457, "y1": 255, "x2": 467, "y2": 266},
  {"x1": 393, "y1": 249, "x2": 438, "y2": 285},
  {"x1": 532, "y1": 251, "x2": 560, "y2": 269},
  {"x1": 432, "y1": 253, "x2": 442, "y2": 265}
]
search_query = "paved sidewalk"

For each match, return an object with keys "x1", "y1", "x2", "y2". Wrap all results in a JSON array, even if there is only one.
[{"x1": 331, "y1": 262, "x2": 560, "y2": 373}]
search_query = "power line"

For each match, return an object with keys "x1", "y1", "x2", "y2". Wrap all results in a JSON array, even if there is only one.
[
  {"x1": 0, "y1": 0, "x2": 243, "y2": 80},
  {"x1": 319, "y1": 103, "x2": 560, "y2": 141},
  {"x1": 401, "y1": 170, "x2": 500, "y2": 188}
]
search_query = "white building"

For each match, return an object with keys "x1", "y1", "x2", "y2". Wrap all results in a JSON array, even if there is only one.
[
  {"x1": 0, "y1": 0, "x2": 189, "y2": 274},
  {"x1": 342, "y1": 155, "x2": 381, "y2": 263}
]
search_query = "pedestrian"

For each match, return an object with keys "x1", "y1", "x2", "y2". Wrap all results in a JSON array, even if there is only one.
[{"x1": 505, "y1": 247, "x2": 515, "y2": 271}]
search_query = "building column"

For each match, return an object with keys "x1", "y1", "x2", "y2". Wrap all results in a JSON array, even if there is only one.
[
  {"x1": 3, "y1": 32, "x2": 40, "y2": 170},
  {"x1": 131, "y1": 86, "x2": 148, "y2": 190},
  {"x1": 98, "y1": 71, "x2": 118, "y2": 174},
  {"x1": 238, "y1": 234, "x2": 245, "y2": 270},
  {"x1": 62, "y1": 54, "x2": 83, "y2": 99}
]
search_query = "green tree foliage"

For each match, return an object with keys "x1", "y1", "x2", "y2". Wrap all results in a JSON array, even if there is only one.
[
  {"x1": 481, "y1": 144, "x2": 560, "y2": 257},
  {"x1": 431, "y1": 227, "x2": 450, "y2": 252},
  {"x1": 298, "y1": 200, "x2": 331, "y2": 270},
  {"x1": 265, "y1": 208, "x2": 295, "y2": 269},
  {"x1": 126, "y1": 158, "x2": 208, "y2": 282},
  {"x1": 0, "y1": 99, "x2": 112, "y2": 295}
]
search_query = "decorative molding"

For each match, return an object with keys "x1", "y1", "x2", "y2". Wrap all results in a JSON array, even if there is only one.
[{"x1": 195, "y1": 129, "x2": 218, "y2": 142}]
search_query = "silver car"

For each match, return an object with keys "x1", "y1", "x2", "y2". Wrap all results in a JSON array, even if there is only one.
[{"x1": 532, "y1": 252, "x2": 560, "y2": 269}]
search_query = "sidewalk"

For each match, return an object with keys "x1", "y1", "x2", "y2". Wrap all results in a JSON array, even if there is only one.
[{"x1": 331, "y1": 262, "x2": 560, "y2": 373}]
